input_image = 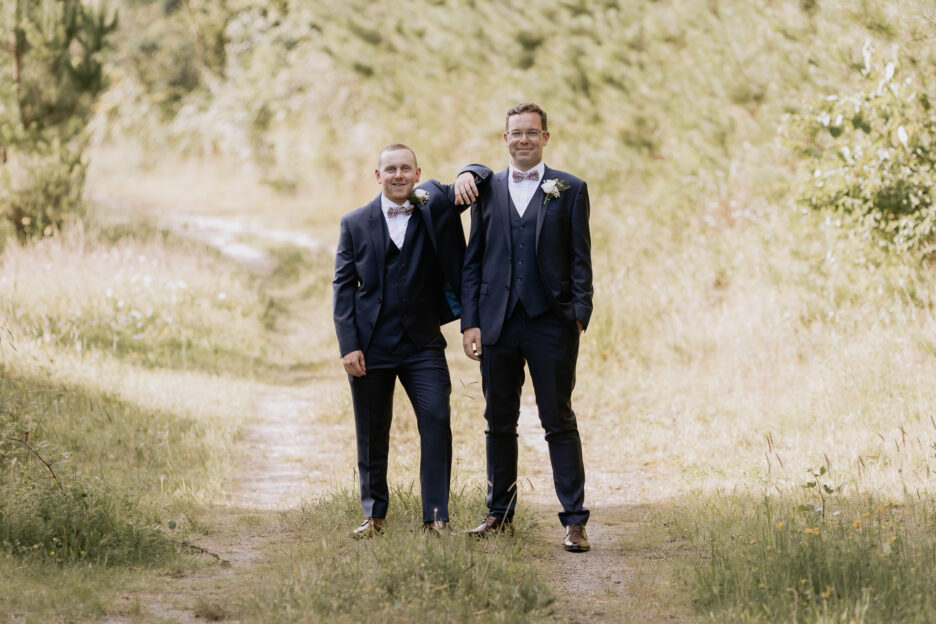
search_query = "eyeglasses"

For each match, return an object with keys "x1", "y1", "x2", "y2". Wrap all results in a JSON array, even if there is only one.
[{"x1": 506, "y1": 129, "x2": 546, "y2": 141}]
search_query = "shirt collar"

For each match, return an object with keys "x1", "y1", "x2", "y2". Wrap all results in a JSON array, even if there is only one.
[
  {"x1": 381, "y1": 194, "x2": 413, "y2": 216},
  {"x1": 508, "y1": 161, "x2": 545, "y2": 183}
]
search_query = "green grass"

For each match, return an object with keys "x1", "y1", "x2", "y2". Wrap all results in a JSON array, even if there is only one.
[
  {"x1": 0, "y1": 218, "x2": 260, "y2": 618},
  {"x1": 676, "y1": 492, "x2": 936, "y2": 622},
  {"x1": 244, "y1": 485, "x2": 554, "y2": 623}
]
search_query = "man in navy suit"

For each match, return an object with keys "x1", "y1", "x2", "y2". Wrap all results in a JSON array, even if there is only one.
[
  {"x1": 459, "y1": 103, "x2": 593, "y2": 551},
  {"x1": 333, "y1": 144, "x2": 489, "y2": 536}
]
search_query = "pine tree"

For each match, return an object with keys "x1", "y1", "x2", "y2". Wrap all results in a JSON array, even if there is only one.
[{"x1": 0, "y1": 0, "x2": 117, "y2": 241}]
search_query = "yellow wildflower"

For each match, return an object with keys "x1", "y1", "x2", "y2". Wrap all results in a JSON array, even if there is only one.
[
  {"x1": 853, "y1": 520, "x2": 861, "y2": 529},
  {"x1": 776, "y1": 522, "x2": 784, "y2": 531}
]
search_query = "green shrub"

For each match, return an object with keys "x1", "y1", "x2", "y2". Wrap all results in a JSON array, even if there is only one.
[{"x1": 788, "y1": 42, "x2": 936, "y2": 258}]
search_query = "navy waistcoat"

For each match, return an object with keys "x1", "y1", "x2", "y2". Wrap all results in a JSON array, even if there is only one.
[
  {"x1": 369, "y1": 210, "x2": 444, "y2": 354},
  {"x1": 507, "y1": 198, "x2": 550, "y2": 318}
]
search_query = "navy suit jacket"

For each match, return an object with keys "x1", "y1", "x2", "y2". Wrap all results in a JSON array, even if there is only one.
[
  {"x1": 461, "y1": 165, "x2": 593, "y2": 345},
  {"x1": 333, "y1": 177, "x2": 484, "y2": 357}
]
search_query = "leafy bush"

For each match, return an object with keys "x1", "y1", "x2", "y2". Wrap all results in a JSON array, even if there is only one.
[{"x1": 788, "y1": 42, "x2": 936, "y2": 258}]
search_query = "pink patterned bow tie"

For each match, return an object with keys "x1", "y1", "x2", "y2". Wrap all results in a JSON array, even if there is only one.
[
  {"x1": 512, "y1": 170, "x2": 540, "y2": 183},
  {"x1": 386, "y1": 205, "x2": 414, "y2": 218}
]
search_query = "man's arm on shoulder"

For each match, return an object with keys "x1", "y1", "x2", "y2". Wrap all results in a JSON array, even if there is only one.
[
  {"x1": 569, "y1": 181, "x2": 593, "y2": 331},
  {"x1": 460, "y1": 198, "x2": 484, "y2": 335},
  {"x1": 454, "y1": 164, "x2": 492, "y2": 207},
  {"x1": 332, "y1": 216, "x2": 362, "y2": 356}
]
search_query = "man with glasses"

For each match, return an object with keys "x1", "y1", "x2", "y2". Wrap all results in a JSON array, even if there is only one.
[
  {"x1": 457, "y1": 102, "x2": 593, "y2": 551},
  {"x1": 333, "y1": 144, "x2": 489, "y2": 537}
]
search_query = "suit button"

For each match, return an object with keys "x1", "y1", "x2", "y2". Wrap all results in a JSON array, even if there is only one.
[
  {"x1": 368, "y1": 322, "x2": 374, "y2": 327},
  {"x1": 507, "y1": 257, "x2": 512, "y2": 262},
  {"x1": 505, "y1": 285, "x2": 509, "y2": 290}
]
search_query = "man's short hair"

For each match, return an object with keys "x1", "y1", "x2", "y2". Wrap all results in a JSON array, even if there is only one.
[
  {"x1": 378, "y1": 143, "x2": 418, "y2": 169},
  {"x1": 505, "y1": 102, "x2": 548, "y2": 132}
]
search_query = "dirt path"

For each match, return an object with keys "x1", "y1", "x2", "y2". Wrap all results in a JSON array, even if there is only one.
[
  {"x1": 515, "y1": 397, "x2": 695, "y2": 622},
  {"x1": 95, "y1": 204, "x2": 690, "y2": 622},
  {"x1": 100, "y1": 212, "x2": 353, "y2": 623}
]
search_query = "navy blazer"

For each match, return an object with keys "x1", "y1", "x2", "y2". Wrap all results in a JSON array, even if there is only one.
[
  {"x1": 461, "y1": 165, "x2": 593, "y2": 345},
  {"x1": 333, "y1": 178, "x2": 482, "y2": 357}
]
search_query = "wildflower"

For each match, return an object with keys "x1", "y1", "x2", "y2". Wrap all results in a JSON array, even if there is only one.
[
  {"x1": 776, "y1": 522, "x2": 785, "y2": 531},
  {"x1": 820, "y1": 585, "x2": 834, "y2": 599},
  {"x1": 800, "y1": 578, "x2": 808, "y2": 584},
  {"x1": 759, "y1": 583, "x2": 766, "y2": 589},
  {"x1": 889, "y1": 535, "x2": 898, "y2": 544},
  {"x1": 749, "y1": 540, "x2": 756, "y2": 545},
  {"x1": 853, "y1": 520, "x2": 861, "y2": 529}
]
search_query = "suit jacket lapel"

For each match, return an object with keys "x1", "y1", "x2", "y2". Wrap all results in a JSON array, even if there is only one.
[
  {"x1": 493, "y1": 170, "x2": 512, "y2": 255},
  {"x1": 418, "y1": 188, "x2": 438, "y2": 252},
  {"x1": 534, "y1": 166, "x2": 550, "y2": 252},
  {"x1": 367, "y1": 196, "x2": 387, "y2": 278}
]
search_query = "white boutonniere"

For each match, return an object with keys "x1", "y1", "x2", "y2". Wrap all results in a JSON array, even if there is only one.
[
  {"x1": 409, "y1": 189, "x2": 430, "y2": 206},
  {"x1": 541, "y1": 178, "x2": 570, "y2": 204}
]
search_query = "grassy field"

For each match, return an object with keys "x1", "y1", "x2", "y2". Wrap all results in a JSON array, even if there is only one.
[{"x1": 4, "y1": 0, "x2": 936, "y2": 621}]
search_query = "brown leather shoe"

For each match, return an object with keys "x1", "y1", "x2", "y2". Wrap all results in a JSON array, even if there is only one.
[
  {"x1": 422, "y1": 520, "x2": 449, "y2": 536},
  {"x1": 465, "y1": 514, "x2": 512, "y2": 537},
  {"x1": 563, "y1": 524, "x2": 590, "y2": 552},
  {"x1": 352, "y1": 518, "x2": 384, "y2": 538}
]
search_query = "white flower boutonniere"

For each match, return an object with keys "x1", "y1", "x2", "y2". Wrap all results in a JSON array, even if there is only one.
[
  {"x1": 409, "y1": 189, "x2": 430, "y2": 206},
  {"x1": 541, "y1": 178, "x2": 570, "y2": 204}
]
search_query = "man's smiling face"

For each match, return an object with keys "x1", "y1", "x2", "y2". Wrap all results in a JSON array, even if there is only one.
[
  {"x1": 504, "y1": 111, "x2": 549, "y2": 171},
  {"x1": 376, "y1": 148, "x2": 421, "y2": 205}
]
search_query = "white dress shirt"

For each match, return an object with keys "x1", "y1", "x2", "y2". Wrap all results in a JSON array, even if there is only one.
[
  {"x1": 381, "y1": 194, "x2": 413, "y2": 249},
  {"x1": 508, "y1": 161, "x2": 545, "y2": 218}
]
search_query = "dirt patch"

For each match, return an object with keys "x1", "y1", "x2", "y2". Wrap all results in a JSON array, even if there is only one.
[{"x1": 515, "y1": 397, "x2": 696, "y2": 622}]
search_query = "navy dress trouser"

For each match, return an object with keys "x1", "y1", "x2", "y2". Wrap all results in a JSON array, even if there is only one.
[
  {"x1": 349, "y1": 345, "x2": 452, "y2": 523},
  {"x1": 480, "y1": 307, "x2": 589, "y2": 527}
]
